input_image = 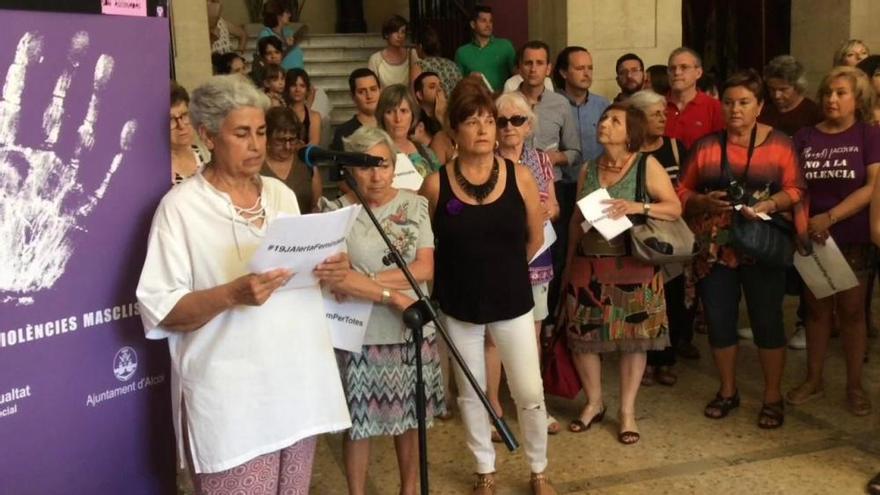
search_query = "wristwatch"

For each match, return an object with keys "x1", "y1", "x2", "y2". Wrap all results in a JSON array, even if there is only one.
[
  {"x1": 642, "y1": 202, "x2": 652, "y2": 215},
  {"x1": 380, "y1": 288, "x2": 392, "y2": 304}
]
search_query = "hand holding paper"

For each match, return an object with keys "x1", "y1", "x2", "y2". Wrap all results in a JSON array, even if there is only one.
[
  {"x1": 576, "y1": 188, "x2": 632, "y2": 241},
  {"x1": 249, "y1": 205, "x2": 362, "y2": 289}
]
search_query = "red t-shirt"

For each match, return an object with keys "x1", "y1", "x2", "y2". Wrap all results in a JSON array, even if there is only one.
[{"x1": 665, "y1": 91, "x2": 725, "y2": 150}]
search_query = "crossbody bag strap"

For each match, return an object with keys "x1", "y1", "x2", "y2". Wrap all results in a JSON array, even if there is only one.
[
  {"x1": 634, "y1": 152, "x2": 649, "y2": 203},
  {"x1": 720, "y1": 124, "x2": 758, "y2": 189},
  {"x1": 670, "y1": 138, "x2": 680, "y2": 166}
]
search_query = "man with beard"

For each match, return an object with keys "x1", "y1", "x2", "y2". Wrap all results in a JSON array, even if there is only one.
[{"x1": 614, "y1": 53, "x2": 645, "y2": 102}]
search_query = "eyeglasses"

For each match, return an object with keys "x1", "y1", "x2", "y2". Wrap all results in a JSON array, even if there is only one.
[
  {"x1": 170, "y1": 112, "x2": 190, "y2": 129},
  {"x1": 271, "y1": 136, "x2": 303, "y2": 147},
  {"x1": 496, "y1": 115, "x2": 528, "y2": 128}
]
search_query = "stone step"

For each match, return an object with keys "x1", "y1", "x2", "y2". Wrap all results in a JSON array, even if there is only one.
[
  {"x1": 305, "y1": 62, "x2": 368, "y2": 77},
  {"x1": 299, "y1": 34, "x2": 385, "y2": 49},
  {"x1": 303, "y1": 48, "x2": 377, "y2": 62}
]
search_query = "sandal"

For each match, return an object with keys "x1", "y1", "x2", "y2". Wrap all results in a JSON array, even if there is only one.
[
  {"x1": 530, "y1": 471, "x2": 558, "y2": 495},
  {"x1": 655, "y1": 366, "x2": 678, "y2": 386},
  {"x1": 569, "y1": 405, "x2": 606, "y2": 433},
  {"x1": 867, "y1": 471, "x2": 880, "y2": 495},
  {"x1": 547, "y1": 415, "x2": 561, "y2": 435},
  {"x1": 847, "y1": 388, "x2": 872, "y2": 417},
  {"x1": 785, "y1": 382, "x2": 824, "y2": 405},
  {"x1": 757, "y1": 401, "x2": 785, "y2": 429},
  {"x1": 704, "y1": 390, "x2": 740, "y2": 419},
  {"x1": 617, "y1": 411, "x2": 640, "y2": 445},
  {"x1": 473, "y1": 472, "x2": 496, "y2": 495}
]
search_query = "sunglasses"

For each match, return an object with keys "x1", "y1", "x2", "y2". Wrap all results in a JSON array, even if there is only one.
[{"x1": 496, "y1": 115, "x2": 528, "y2": 128}]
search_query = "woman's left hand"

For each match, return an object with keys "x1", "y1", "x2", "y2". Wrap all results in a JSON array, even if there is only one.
[
  {"x1": 315, "y1": 253, "x2": 350, "y2": 286},
  {"x1": 602, "y1": 199, "x2": 641, "y2": 220},
  {"x1": 808, "y1": 214, "x2": 832, "y2": 244}
]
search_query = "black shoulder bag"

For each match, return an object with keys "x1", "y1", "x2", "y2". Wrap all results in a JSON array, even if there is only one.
[{"x1": 721, "y1": 127, "x2": 795, "y2": 267}]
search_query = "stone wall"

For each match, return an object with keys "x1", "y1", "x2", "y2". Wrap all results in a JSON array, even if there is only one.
[
  {"x1": 529, "y1": 0, "x2": 682, "y2": 100},
  {"x1": 172, "y1": 0, "x2": 213, "y2": 90}
]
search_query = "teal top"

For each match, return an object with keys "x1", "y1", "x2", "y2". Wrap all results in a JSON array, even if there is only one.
[
  {"x1": 454, "y1": 36, "x2": 516, "y2": 91},
  {"x1": 579, "y1": 153, "x2": 642, "y2": 202},
  {"x1": 258, "y1": 26, "x2": 304, "y2": 70}
]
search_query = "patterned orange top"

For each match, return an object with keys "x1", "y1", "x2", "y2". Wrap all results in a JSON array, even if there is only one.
[{"x1": 677, "y1": 128, "x2": 808, "y2": 279}]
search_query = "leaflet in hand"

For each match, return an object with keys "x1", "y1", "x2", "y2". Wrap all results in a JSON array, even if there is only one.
[
  {"x1": 323, "y1": 288, "x2": 373, "y2": 354},
  {"x1": 529, "y1": 221, "x2": 557, "y2": 264},
  {"x1": 575, "y1": 188, "x2": 632, "y2": 241},
  {"x1": 392, "y1": 153, "x2": 424, "y2": 191},
  {"x1": 249, "y1": 205, "x2": 362, "y2": 289},
  {"x1": 794, "y1": 236, "x2": 858, "y2": 299}
]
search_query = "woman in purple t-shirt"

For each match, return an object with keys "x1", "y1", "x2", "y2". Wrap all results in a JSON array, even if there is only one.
[{"x1": 788, "y1": 66, "x2": 880, "y2": 416}]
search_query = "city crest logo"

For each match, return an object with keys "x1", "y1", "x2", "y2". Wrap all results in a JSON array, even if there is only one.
[{"x1": 113, "y1": 346, "x2": 138, "y2": 382}]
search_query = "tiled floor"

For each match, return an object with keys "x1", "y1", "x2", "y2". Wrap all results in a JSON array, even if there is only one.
[{"x1": 307, "y1": 299, "x2": 880, "y2": 494}]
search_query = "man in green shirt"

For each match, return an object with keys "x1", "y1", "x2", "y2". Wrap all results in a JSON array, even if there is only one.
[{"x1": 454, "y1": 5, "x2": 516, "y2": 92}]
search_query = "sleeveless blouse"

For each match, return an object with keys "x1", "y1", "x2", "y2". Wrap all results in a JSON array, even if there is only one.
[{"x1": 433, "y1": 159, "x2": 533, "y2": 323}]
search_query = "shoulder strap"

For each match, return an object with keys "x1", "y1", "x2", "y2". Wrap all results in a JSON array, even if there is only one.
[
  {"x1": 720, "y1": 125, "x2": 758, "y2": 187},
  {"x1": 634, "y1": 153, "x2": 649, "y2": 203},
  {"x1": 670, "y1": 138, "x2": 680, "y2": 166}
]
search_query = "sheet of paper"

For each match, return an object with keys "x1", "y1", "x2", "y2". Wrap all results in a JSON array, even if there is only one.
[
  {"x1": 249, "y1": 205, "x2": 362, "y2": 289},
  {"x1": 575, "y1": 188, "x2": 633, "y2": 241},
  {"x1": 392, "y1": 153, "x2": 424, "y2": 191},
  {"x1": 529, "y1": 221, "x2": 557, "y2": 263},
  {"x1": 323, "y1": 289, "x2": 373, "y2": 353},
  {"x1": 794, "y1": 237, "x2": 859, "y2": 299}
]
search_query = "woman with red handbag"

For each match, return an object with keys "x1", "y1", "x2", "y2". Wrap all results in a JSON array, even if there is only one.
[{"x1": 559, "y1": 103, "x2": 681, "y2": 444}]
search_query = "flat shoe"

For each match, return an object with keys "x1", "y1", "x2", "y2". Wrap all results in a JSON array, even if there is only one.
[
  {"x1": 867, "y1": 471, "x2": 880, "y2": 495},
  {"x1": 847, "y1": 389, "x2": 872, "y2": 416},
  {"x1": 704, "y1": 390, "x2": 740, "y2": 419},
  {"x1": 785, "y1": 382, "x2": 824, "y2": 406},
  {"x1": 655, "y1": 366, "x2": 678, "y2": 386},
  {"x1": 473, "y1": 473, "x2": 496, "y2": 495},
  {"x1": 547, "y1": 415, "x2": 561, "y2": 435},
  {"x1": 757, "y1": 401, "x2": 785, "y2": 429},
  {"x1": 618, "y1": 430, "x2": 640, "y2": 445},
  {"x1": 530, "y1": 472, "x2": 558, "y2": 495}
]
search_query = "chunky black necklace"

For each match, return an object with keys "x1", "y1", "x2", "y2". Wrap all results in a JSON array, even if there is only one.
[{"x1": 454, "y1": 158, "x2": 500, "y2": 204}]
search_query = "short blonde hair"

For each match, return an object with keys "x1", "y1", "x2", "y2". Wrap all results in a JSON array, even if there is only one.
[
  {"x1": 833, "y1": 39, "x2": 869, "y2": 67},
  {"x1": 494, "y1": 91, "x2": 537, "y2": 131},
  {"x1": 817, "y1": 66, "x2": 876, "y2": 123}
]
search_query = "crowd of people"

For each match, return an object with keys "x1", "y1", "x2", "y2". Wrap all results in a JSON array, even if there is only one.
[{"x1": 153, "y1": 3, "x2": 880, "y2": 495}]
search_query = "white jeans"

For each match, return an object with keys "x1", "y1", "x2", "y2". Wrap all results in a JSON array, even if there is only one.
[{"x1": 444, "y1": 311, "x2": 548, "y2": 474}]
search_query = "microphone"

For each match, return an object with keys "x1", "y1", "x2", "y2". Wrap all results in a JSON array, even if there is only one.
[{"x1": 297, "y1": 145, "x2": 384, "y2": 167}]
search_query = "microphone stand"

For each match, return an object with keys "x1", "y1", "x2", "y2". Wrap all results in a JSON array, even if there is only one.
[{"x1": 338, "y1": 166, "x2": 518, "y2": 495}]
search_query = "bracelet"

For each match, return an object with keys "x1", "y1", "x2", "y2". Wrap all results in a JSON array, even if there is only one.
[
  {"x1": 827, "y1": 211, "x2": 837, "y2": 225},
  {"x1": 380, "y1": 288, "x2": 392, "y2": 304},
  {"x1": 642, "y1": 202, "x2": 651, "y2": 216}
]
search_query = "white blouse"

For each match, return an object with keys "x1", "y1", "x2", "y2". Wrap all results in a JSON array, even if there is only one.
[{"x1": 136, "y1": 172, "x2": 350, "y2": 473}]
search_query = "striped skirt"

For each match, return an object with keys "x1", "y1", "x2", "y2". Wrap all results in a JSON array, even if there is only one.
[{"x1": 337, "y1": 335, "x2": 447, "y2": 441}]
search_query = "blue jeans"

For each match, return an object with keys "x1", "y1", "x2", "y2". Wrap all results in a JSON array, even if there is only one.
[{"x1": 698, "y1": 263, "x2": 787, "y2": 349}]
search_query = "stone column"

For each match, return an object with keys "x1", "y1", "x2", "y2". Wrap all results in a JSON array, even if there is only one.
[
  {"x1": 529, "y1": 0, "x2": 683, "y2": 100},
  {"x1": 792, "y1": 0, "x2": 880, "y2": 93},
  {"x1": 171, "y1": 0, "x2": 212, "y2": 90}
]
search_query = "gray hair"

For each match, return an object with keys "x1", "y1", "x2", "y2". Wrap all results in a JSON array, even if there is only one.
[
  {"x1": 494, "y1": 91, "x2": 537, "y2": 133},
  {"x1": 342, "y1": 126, "x2": 399, "y2": 164},
  {"x1": 668, "y1": 46, "x2": 702, "y2": 68},
  {"x1": 189, "y1": 75, "x2": 270, "y2": 134},
  {"x1": 763, "y1": 55, "x2": 808, "y2": 93},
  {"x1": 376, "y1": 84, "x2": 420, "y2": 135},
  {"x1": 627, "y1": 90, "x2": 666, "y2": 113}
]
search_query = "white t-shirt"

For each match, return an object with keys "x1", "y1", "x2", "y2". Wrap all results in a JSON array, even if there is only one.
[
  {"x1": 136, "y1": 172, "x2": 350, "y2": 473},
  {"x1": 368, "y1": 49, "x2": 419, "y2": 88}
]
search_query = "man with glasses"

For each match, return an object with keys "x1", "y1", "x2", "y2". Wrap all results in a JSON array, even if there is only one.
[
  {"x1": 614, "y1": 53, "x2": 645, "y2": 102},
  {"x1": 664, "y1": 46, "x2": 724, "y2": 149}
]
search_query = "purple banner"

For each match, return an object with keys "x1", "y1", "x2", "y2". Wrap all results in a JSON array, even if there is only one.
[{"x1": 0, "y1": 10, "x2": 174, "y2": 495}]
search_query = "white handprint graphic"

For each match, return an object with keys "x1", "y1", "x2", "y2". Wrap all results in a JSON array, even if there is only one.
[{"x1": 0, "y1": 31, "x2": 137, "y2": 305}]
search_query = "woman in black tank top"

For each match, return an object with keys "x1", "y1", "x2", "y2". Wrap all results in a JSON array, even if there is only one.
[{"x1": 419, "y1": 78, "x2": 557, "y2": 493}]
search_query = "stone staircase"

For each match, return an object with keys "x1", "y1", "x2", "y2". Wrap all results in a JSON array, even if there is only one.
[{"x1": 244, "y1": 25, "x2": 385, "y2": 127}]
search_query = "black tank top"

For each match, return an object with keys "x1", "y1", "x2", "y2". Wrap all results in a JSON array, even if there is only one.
[{"x1": 433, "y1": 159, "x2": 533, "y2": 323}]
